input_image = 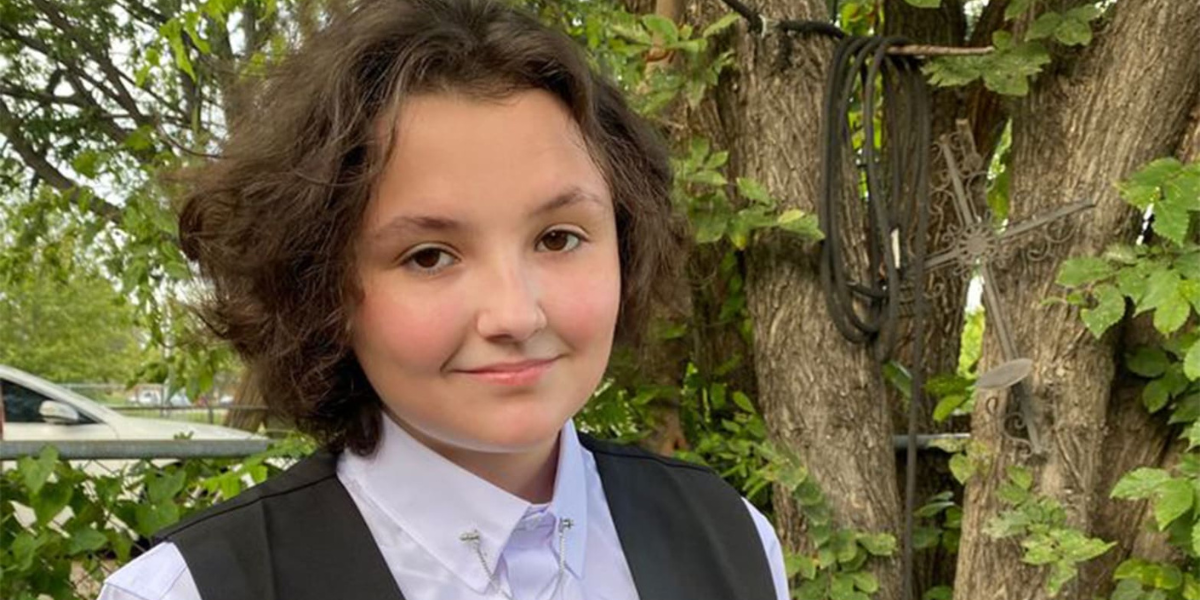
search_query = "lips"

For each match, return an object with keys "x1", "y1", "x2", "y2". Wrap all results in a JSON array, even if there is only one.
[{"x1": 458, "y1": 358, "x2": 558, "y2": 386}]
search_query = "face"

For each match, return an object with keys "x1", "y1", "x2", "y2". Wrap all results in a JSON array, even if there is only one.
[{"x1": 351, "y1": 89, "x2": 621, "y2": 459}]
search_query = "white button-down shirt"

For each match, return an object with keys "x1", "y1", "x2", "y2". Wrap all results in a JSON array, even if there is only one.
[{"x1": 98, "y1": 418, "x2": 788, "y2": 600}]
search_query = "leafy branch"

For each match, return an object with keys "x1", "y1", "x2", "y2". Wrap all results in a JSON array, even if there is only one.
[{"x1": 986, "y1": 465, "x2": 1116, "y2": 596}]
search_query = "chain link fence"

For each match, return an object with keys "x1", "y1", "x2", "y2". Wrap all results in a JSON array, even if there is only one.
[{"x1": 1, "y1": 439, "x2": 301, "y2": 598}]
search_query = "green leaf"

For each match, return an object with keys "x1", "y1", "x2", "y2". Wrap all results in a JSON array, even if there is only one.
[
  {"x1": 829, "y1": 573, "x2": 859, "y2": 600},
  {"x1": 1165, "y1": 169, "x2": 1200, "y2": 212},
  {"x1": 1185, "y1": 341, "x2": 1200, "y2": 381},
  {"x1": 1008, "y1": 465, "x2": 1033, "y2": 490},
  {"x1": 610, "y1": 23, "x2": 652, "y2": 45},
  {"x1": 832, "y1": 529, "x2": 858, "y2": 563},
  {"x1": 1155, "y1": 193, "x2": 1192, "y2": 246},
  {"x1": 1047, "y1": 561, "x2": 1079, "y2": 596},
  {"x1": 1027, "y1": 12, "x2": 1064, "y2": 40},
  {"x1": 924, "y1": 55, "x2": 986, "y2": 88},
  {"x1": 67, "y1": 525, "x2": 108, "y2": 555},
  {"x1": 1143, "y1": 378, "x2": 1172, "y2": 413},
  {"x1": 732, "y1": 391, "x2": 755, "y2": 413},
  {"x1": 1065, "y1": 5, "x2": 1104, "y2": 22},
  {"x1": 1021, "y1": 537, "x2": 1057, "y2": 565},
  {"x1": 1105, "y1": 244, "x2": 1140, "y2": 265},
  {"x1": 736, "y1": 177, "x2": 772, "y2": 205},
  {"x1": 1113, "y1": 558, "x2": 1154, "y2": 580},
  {"x1": 692, "y1": 212, "x2": 727, "y2": 244},
  {"x1": 1171, "y1": 393, "x2": 1200, "y2": 424},
  {"x1": 147, "y1": 469, "x2": 187, "y2": 504},
  {"x1": 690, "y1": 169, "x2": 728, "y2": 187},
  {"x1": 1143, "y1": 269, "x2": 1182, "y2": 313},
  {"x1": 1058, "y1": 529, "x2": 1115, "y2": 561},
  {"x1": 1156, "y1": 564, "x2": 1185, "y2": 590},
  {"x1": 992, "y1": 30, "x2": 1015, "y2": 51},
  {"x1": 1185, "y1": 421, "x2": 1200, "y2": 452},
  {"x1": 18, "y1": 445, "x2": 57, "y2": 496},
  {"x1": 949, "y1": 453, "x2": 975, "y2": 484},
  {"x1": 10, "y1": 531, "x2": 45, "y2": 571},
  {"x1": 997, "y1": 481, "x2": 1031, "y2": 505},
  {"x1": 702, "y1": 13, "x2": 742, "y2": 38},
  {"x1": 777, "y1": 210, "x2": 824, "y2": 241},
  {"x1": 1127, "y1": 347, "x2": 1171, "y2": 378},
  {"x1": 883, "y1": 361, "x2": 912, "y2": 399},
  {"x1": 71, "y1": 149, "x2": 103, "y2": 179},
  {"x1": 1054, "y1": 17, "x2": 1093, "y2": 46},
  {"x1": 32, "y1": 480, "x2": 73, "y2": 525},
  {"x1": 785, "y1": 552, "x2": 817, "y2": 580},
  {"x1": 641, "y1": 14, "x2": 679, "y2": 44},
  {"x1": 135, "y1": 499, "x2": 181, "y2": 538},
  {"x1": 903, "y1": 0, "x2": 941, "y2": 7},
  {"x1": 933, "y1": 394, "x2": 967, "y2": 422},
  {"x1": 850, "y1": 571, "x2": 879, "y2": 593},
  {"x1": 858, "y1": 532, "x2": 897, "y2": 556},
  {"x1": 1004, "y1": 0, "x2": 1034, "y2": 20},
  {"x1": 1057, "y1": 256, "x2": 1112, "y2": 287},
  {"x1": 795, "y1": 478, "x2": 824, "y2": 507},
  {"x1": 1116, "y1": 267, "x2": 1150, "y2": 303},
  {"x1": 1185, "y1": 573, "x2": 1200, "y2": 600},
  {"x1": 1154, "y1": 291, "x2": 1191, "y2": 335},
  {"x1": 924, "y1": 586, "x2": 954, "y2": 600},
  {"x1": 1122, "y1": 158, "x2": 1184, "y2": 208},
  {"x1": 1112, "y1": 467, "x2": 1172, "y2": 499},
  {"x1": 1154, "y1": 478, "x2": 1194, "y2": 530},
  {"x1": 1082, "y1": 284, "x2": 1125, "y2": 337},
  {"x1": 1181, "y1": 279, "x2": 1200, "y2": 314},
  {"x1": 913, "y1": 525, "x2": 941, "y2": 549},
  {"x1": 1112, "y1": 579, "x2": 1146, "y2": 600}
]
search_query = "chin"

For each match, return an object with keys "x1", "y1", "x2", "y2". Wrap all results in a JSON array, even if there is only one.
[{"x1": 461, "y1": 422, "x2": 565, "y2": 454}]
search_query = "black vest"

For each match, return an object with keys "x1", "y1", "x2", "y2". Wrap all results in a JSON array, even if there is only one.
[{"x1": 156, "y1": 435, "x2": 776, "y2": 600}]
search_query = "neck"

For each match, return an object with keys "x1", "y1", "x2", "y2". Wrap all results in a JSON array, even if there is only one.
[{"x1": 388, "y1": 414, "x2": 562, "y2": 503}]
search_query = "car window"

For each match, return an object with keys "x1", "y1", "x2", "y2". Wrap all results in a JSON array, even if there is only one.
[{"x1": 1, "y1": 380, "x2": 96, "y2": 424}]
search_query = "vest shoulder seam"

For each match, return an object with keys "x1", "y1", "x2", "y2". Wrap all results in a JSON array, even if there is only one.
[{"x1": 582, "y1": 435, "x2": 716, "y2": 475}]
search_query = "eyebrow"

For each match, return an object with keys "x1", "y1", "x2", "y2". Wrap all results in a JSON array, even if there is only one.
[{"x1": 369, "y1": 187, "x2": 607, "y2": 241}]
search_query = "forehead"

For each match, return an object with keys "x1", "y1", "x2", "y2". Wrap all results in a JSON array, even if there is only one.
[{"x1": 365, "y1": 89, "x2": 609, "y2": 231}]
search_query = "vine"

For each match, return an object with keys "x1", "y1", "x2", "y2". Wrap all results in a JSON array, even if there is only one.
[
  {"x1": 1056, "y1": 158, "x2": 1200, "y2": 599},
  {"x1": 922, "y1": 1, "x2": 1106, "y2": 96}
]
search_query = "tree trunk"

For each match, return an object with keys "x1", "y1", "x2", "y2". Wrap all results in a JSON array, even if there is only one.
[
  {"x1": 954, "y1": 2, "x2": 1200, "y2": 598},
  {"x1": 714, "y1": 2, "x2": 906, "y2": 596}
]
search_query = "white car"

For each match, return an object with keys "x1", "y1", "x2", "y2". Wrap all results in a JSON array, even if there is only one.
[{"x1": 0, "y1": 364, "x2": 259, "y2": 442}]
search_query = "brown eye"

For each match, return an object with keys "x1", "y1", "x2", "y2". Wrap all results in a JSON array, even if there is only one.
[
  {"x1": 537, "y1": 230, "x2": 582, "y2": 253},
  {"x1": 401, "y1": 247, "x2": 456, "y2": 274}
]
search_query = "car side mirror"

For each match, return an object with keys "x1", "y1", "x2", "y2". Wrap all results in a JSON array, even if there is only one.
[{"x1": 39, "y1": 400, "x2": 81, "y2": 425}]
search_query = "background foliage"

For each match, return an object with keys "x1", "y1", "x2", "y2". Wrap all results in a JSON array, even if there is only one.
[{"x1": 3, "y1": 0, "x2": 1199, "y2": 599}]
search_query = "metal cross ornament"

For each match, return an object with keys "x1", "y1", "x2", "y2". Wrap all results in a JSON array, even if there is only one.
[{"x1": 921, "y1": 123, "x2": 1093, "y2": 457}]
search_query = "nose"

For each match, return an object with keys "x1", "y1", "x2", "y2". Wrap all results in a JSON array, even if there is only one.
[{"x1": 475, "y1": 256, "x2": 547, "y2": 343}]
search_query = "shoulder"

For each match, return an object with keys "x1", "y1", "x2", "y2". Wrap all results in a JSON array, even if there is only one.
[
  {"x1": 579, "y1": 433, "x2": 721, "y2": 475},
  {"x1": 154, "y1": 450, "x2": 339, "y2": 542},
  {"x1": 99, "y1": 542, "x2": 200, "y2": 600},
  {"x1": 578, "y1": 433, "x2": 748, "y2": 510}
]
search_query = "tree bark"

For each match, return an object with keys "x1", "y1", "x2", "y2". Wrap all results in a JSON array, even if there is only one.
[
  {"x1": 711, "y1": 2, "x2": 905, "y2": 596},
  {"x1": 954, "y1": 2, "x2": 1200, "y2": 598}
]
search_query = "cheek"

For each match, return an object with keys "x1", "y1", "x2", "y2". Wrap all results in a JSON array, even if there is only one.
[
  {"x1": 547, "y1": 249, "x2": 622, "y2": 348},
  {"x1": 354, "y1": 276, "x2": 467, "y2": 370}
]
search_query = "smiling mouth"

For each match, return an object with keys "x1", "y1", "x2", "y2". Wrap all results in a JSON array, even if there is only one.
[{"x1": 458, "y1": 358, "x2": 558, "y2": 386}]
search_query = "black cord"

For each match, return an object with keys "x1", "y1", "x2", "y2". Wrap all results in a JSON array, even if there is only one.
[
  {"x1": 717, "y1": 0, "x2": 845, "y2": 39},
  {"x1": 819, "y1": 34, "x2": 933, "y2": 600}
]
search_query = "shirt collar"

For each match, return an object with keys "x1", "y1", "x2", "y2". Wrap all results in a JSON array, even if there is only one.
[{"x1": 339, "y1": 415, "x2": 589, "y2": 592}]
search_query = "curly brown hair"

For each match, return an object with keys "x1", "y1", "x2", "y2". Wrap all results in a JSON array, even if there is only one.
[{"x1": 178, "y1": 0, "x2": 682, "y2": 455}]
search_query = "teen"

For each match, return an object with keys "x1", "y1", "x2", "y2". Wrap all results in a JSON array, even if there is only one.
[{"x1": 99, "y1": 1, "x2": 787, "y2": 598}]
